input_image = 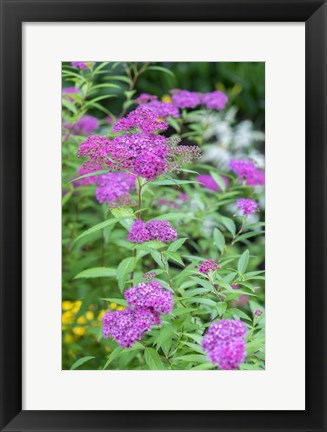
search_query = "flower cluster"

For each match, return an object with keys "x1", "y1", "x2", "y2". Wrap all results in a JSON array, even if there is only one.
[
  {"x1": 171, "y1": 89, "x2": 202, "y2": 108},
  {"x1": 95, "y1": 173, "x2": 136, "y2": 204},
  {"x1": 78, "y1": 108, "x2": 201, "y2": 181},
  {"x1": 196, "y1": 174, "x2": 228, "y2": 192},
  {"x1": 74, "y1": 161, "x2": 103, "y2": 186},
  {"x1": 198, "y1": 259, "x2": 220, "y2": 274},
  {"x1": 142, "y1": 100, "x2": 180, "y2": 119},
  {"x1": 135, "y1": 93, "x2": 158, "y2": 104},
  {"x1": 62, "y1": 87, "x2": 79, "y2": 102},
  {"x1": 113, "y1": 106, "x2": 168, "y2": 133},
  {"x1": 71, "y1": 61, "x2": 94, "y2": 70},
  {"x1": 201, "y1": 91, "x2": 228, "y2": 110},
  {"x1": 229, "y1": 159, "x2": 265, "y2": 186},
  {"x1": 103, "y1": 281, "x2": 173, "y2": 347},
  {"x1": 202, "y1": 319, "x2": 247, "y2": 370},
  {"x1": 128, "y1": 219, "x2": 177, "y2": 243},
  {"x1": 67, "y1": 115, "x2": 99, "y2": 136},
  {"x1": 236, "y1": 198, "x2": 259, "y2": 216}
]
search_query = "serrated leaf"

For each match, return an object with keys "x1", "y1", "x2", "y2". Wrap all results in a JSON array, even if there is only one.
[
  {"x1": 74, "y1": 267, "x2": 116, "y2": 279},
  {"x1": 70, "y1": 356, "x2": 95, "y2": 370},
  {"x1": 74, "y1": 218, "x2": 118, "y2": 244},
  {"x1": 144, "y1": 348, "x2": 164, "y2": 370},
  {"x1": 238, "y1": 249, "x2": 250, "y2": 274},
  {"x1": 214, "y1": 228, "x2": 225, "y2": 253},
  {"x1": 165, "y1": 251, "x2": 184, "y2": 267}
]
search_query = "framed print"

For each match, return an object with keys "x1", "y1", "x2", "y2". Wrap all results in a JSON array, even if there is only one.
[{"x1": 0, "y1": 1, "x2": 326, "y2": 431}]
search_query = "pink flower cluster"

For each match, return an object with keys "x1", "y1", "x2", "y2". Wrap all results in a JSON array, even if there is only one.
[
  {"x1": 66, "y1": 115, "x2": 99, "y2": 136},
  {"x1": 229, "y1": 159, "x2": 265, "y2": 186},
  {"x1": 62, "y1": 87, "x2": 79, "y2": 102},
  {"x1": 135, "y1": 94, "x2": 180, "y2": 118},
  {"x1": 71, "y1": 61, "x2": 94, "y2": 70},
  {"x1": 198, "y1": 259, "x2": 220, "y2": 274},
  {"x1": 171, "y1": 89, "x2": 228, "y2": 110},
  {"x1": 202, "y1": 319, "x2": 247, "y2": 370},
  {"x1": 95, "y1": 173, "x2": 136, "y2": 204},
  {"x1": 113, "y1": 106, "x2": 168, "y2": 133},
  {"x1": 128, "y1": 219, "x2": 177, "y2": 243},
  {"x1": 78, "y1": 108, "x2": 201, "y2": 181},
  {"x1": 236, "y1": 198, "x2": 259, "y2": 216},
  {"x1": 103, "y1": 281, "x2": 173, "y2": 348},
  {"x1": 75, "y1": 161, "x2": 103, "y2": 186}
]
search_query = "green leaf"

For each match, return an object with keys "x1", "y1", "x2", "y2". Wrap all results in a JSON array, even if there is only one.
[
  {"x1": 220, "y1": 216, "x2": 236, "y2": 236},
  {"x1": 165, "y1": 251, "x2": 184, "y2": 267},
  {"x1": 234, "y1": 231, "x2": 265, "y2": 243},
  {"x1": 153, "y1": 212, "x2": 196, "y2": 221},
  {"x1": 155, "y1": 326, "x2": 174, "y2": 351},
  {"x1": 69, "y1": 169, "x2": 108, "y2": 183},
  {"x1": 144, "y1": 348, "x2": 164, "y2": 370},
  {"x1": 213, "y1": 228, "x2": 225, "y2": 253},
  {"x1": 117, "y1": 257, "x2": 137, "y2": 291},
  {"x1": 210, "y1": 170, "x2": 226, "y2": 192},
  {"x1": 246, "y1": 338, "x2": 265, "y2": 355},
  {"x1": 100, "y1": 298, "x2": 128, "y2": 307},
  {"x1": 74, "y1": 218, "x2": 118, "y2": 244},
  {"x1": 70, "y1": 356, "x2": 95, "y2": 370},
  {"x1": 111, "y1": 207, "x2": 135, "y2": 230},
  {"x1": 168, "y1": 238, "x2": 187, "y2": 252},
  {"x1": 216, "y1": 302, "x2": 227, "y2": 316},
  {"x1": 146, "y1": 65, "x2": 175, "y2": 78},
  {"x1": 74, "y1": 267, "x2": 116, "y2": 279},
  {"x1": 84, "y1": 94, "x2": 117, "y2": 109},
  {"x1": 175, "y1": 354, "x2": 207, "y2": 363},
  {"x1": 190, "y1": 363, "x2": 215, "y2": 370},
  {"x1": 62, "y1": 98, "x2": 77, "y2": 114},
  {"x1": 102, "y1": 347, "x2": 123, "y2": 370},
  {"x1": 238, "y1": 249, "x2": 250, "y2": 274}
]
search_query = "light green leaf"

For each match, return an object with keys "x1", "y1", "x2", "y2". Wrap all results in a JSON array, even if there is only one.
[
  {"x1": 238, "y1": 249, "x2": 250, "y2": 274},
  {"x1": 146, "y1": 65, "x2": 175, "y2": 78},
  {"x1": 102, "y1": 347, "x2": 123, "y2": 370},
  {"x1": 100, "y1": 298, "x2": 128, "y2": 307},
  {"x1": 168, "y1": 238, "x2": 187, "y2": 252},
  {"x1": 74, "y1": 218, "x2": 118, "y2": 244},
  {"x1": 117, "y1": 257, "x2": 137, "y2": 291},
  {"x1": 210, "y1": 170, "x2": 226, "y2": 192},
  {"x1": 144, "y1": 348, "x2": 164, "y2": 370},
  {"x1": 74, "y1": 267, "x2": 116, "y2": 279},
  {"x1": 71, "y1": 356, "x2": 95, "y2": 370},
  {"x1": 220, "y1": 216, "x2": 236, "y2": 236},
  {"x1": 213, "y1": 228, "x2": 225, "y2": 253}
]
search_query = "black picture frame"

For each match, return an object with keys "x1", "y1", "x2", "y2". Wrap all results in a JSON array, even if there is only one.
[{"x1": 0, "y1": 0, "x2": 326, "y2": 431}]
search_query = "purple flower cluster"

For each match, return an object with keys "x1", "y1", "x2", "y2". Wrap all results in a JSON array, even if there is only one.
[
  {"x1": 171, "y1": 89, "x2": 228, "y2": 111},
  {"x1": 255, "y1": 309, "x2": 263, "y2": 316},
  {"x1": 103, "y1": 281, "x2": 173, "y2": 348},
  {"x1": 196, "y1": 174, "x2": 228, "y2": 192},
  {"x1": 142, "y1": 100, "x2": 180, "y2": 119},
  {"x1": 229, "y1": 160, "x2": 265, "y2": 186},
  {"x1": 202, "y1": 319, "x2": 247, "y2": 370},
  {"x1": 171, "y1": 89, "x2": 202, "y2": 109},
  {"x1": 67, "y1": 115, "x2": 99, "y2": 136},
  {"x1": 74, "y1": 161, "x2": 103, "y2": 186},
  {"x1": 198, "y1": 259, "x2": 220, "y2": 274},
  {"x1": 135, "y1": 93, "x2": 158, "y2": 104},
  {"x1": 125, "y1": 281, "x2": 173, "y2": 316},
  {"x1": 95, "y1": 173, "x2": 136, "y2": 204},
  {"x1": 113, "y1": 106, "x2": 168, "y2": 133},
  {"x1": 71, "y1": 61, "x2": 94, "y2": 70},
  {"x1": 236, "y1": 198, "x2": 259, "y2": 216},
  {"x1": 128, "y1": 219, "x2": 177, "y2": 243},
  {"x1": 201, "y1": 91, "x2": 228, "y2": 110}
]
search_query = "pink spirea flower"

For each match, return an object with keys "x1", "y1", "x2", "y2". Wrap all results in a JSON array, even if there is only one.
[
  {"x1": 102, "y1": 308, "x2": 159, "y2": 348},
  {"x1": 142, "y1": 100, "x2": 180, "y2": 118},
  {"x1": 125, "y1": 281, "x2": 173, "y2": 316},
  {"x1": 202, "y1": 91, "x2": 228, "y2": 110},
  {"x1": 198, "y1": 259, "x2": 220, "y2": 274},
  {"x1": 135, "y1": 93, "x2": 158, "y2": 104},
  {"x1": 78, "y1": 135, "x2": 112, "y2": 162},
  {"x1": 71, "y1": 61, "x2": 94, "y2": 70},
  {"x1": 236, "y1": 198, "x2": 259, "y2": 216},
  {"x1": 202, "y1": 319, "x2": 247, "y2": 370},
  {"x1": 127, "y1": 220, "x2": 152, "y2": 243},
  {"x1": 112, "y1": 106, "x2": 168, "y2": 133},
  {"x1": 171, "y1": 89, "x2": 202, "y2": 109},
  {"x1": 95, "y1": 173, "x2": 136, "y2": 204},
  {"x1": 146, "y1": 220, "x2": 178, "y2": 243},
  {"x1": 196, "y1": 174, "x2": 228, "y2": 191},
  {"x1": 128, "y1": 219, "x2": 177, "y2": 243},
  {"x1": 255, "y1": 309, "x2": 263, "y2": 316},
  {"x1": 70, "y1": 115, "x2": 99, "y2": 135},
  {"x1": 229, "y1": 159, "x2": 265, "y2": 186}
]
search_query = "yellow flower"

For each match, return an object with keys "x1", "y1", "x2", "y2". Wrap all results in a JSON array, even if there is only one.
[
  {"x1": 161, "y1": 95, "x2": 172, "y2": 103},
  {"x1": 86, "y1": 311, "x2": 94, "y2": 321},
  {"x1": 62, "y1": 311, "x2": 74, "y2": 325},
  {"x1": 117, "y1": 305, "x2": 126, "y2": 311},
  {"x1": 62, "y1": 301, "x2": 73, "y2": 311},
  {"x1": 73, "y1": 326, "x2": 86, "y2": 336},
  {"x1": 77, "y1": 316, "x2": 86, "y2": 325},
  {"x1": 98, "y1": 310, "x2": 106, "y2": 320},
  {"x1": 110, "y1": 302, "x2": 117, "y2": 310},
  {"x1": 64, "y1": 333, "x2": 75, "y2": 343},
  {"x1": 72, "y1": 300, "x2": 82, "y2": 314}
]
